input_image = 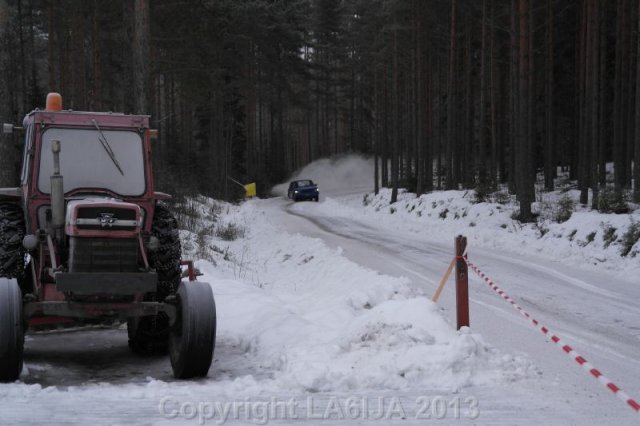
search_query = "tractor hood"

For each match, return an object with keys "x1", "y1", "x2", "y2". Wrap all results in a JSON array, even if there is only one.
[{"x1": 65, "y1": 198, "x2": 142, "y2": 238}]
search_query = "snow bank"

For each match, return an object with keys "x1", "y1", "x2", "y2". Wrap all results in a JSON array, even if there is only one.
[
  {"x1": 298, "y1": 186, "x2": 640, "y2": 279},
  {"x1": 204, "y1": 199, "x2": 538, "y2": 394},
  {"x1": 276, "y1": 155, "x2": 639, "y2": 277}
]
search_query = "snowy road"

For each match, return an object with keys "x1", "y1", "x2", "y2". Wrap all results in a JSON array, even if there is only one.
[
  {"x1": 281, "y1": 199, "x2": 640, "y2": 372},
  {"x1": 264, "y1": 194, "x2": 640, "y2": 425}
]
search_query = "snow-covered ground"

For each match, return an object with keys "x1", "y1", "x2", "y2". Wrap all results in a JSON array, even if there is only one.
[{"x1": 2, "y1": 155, "x2": 639, "y2": 425}]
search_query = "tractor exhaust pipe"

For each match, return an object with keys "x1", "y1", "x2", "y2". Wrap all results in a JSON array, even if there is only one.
[{"x1": 50, "y1": 140, "x2": 65, "y2": 232}]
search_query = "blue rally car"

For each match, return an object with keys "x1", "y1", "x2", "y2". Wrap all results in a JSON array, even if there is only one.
[{"x1": 287, "y1": 179, "x2": 319, "y2": 202}]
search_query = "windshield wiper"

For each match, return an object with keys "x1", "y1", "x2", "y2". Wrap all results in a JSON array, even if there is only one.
[{"x1": 92, "y1": 119, "x2": 124, "y2": 176}]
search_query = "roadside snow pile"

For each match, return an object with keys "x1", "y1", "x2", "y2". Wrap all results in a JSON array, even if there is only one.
[
  {"x1": 275, "y1": 154, "x2": 640, "y2": 277},
  {"x1": 197, "y1": 199, "x2": 538, "y2": 394},
  {"x1": 300, "y1": 187, "x2": 640, "y2": 278}
]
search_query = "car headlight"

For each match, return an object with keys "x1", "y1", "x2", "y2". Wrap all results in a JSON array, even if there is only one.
[{"x1": 294, "y1": 190, "x2": 299, "y2": 193}]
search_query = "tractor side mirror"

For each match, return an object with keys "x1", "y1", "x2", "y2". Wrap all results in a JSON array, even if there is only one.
[{"x1": 2, "y1": 123, "x2": 23, "y2": 134}]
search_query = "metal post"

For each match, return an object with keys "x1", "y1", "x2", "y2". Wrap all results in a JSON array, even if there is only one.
[
  {"x1": 455, "y1": 235, "x2": 469, "y2": 329},
  {"x1": 181, "y1": 260, "x2": 196, "y2": 281}
]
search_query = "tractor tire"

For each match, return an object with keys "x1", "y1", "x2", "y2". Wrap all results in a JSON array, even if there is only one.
[
  {"x1": 0, "y1": 203, "x2": 25, "y2": 282},
  {"x1": 149, "y1": 202, "x2": 182, "y2": 299},
  {"x1": 128, "y1": 202, "x2": 182, "y2": 354},
  {"x1": 169, "y1": 281, "x2": 216, "y2": 379},
  {"x1": 0, "y1": 278, "x2": 24, "y2": 382}
]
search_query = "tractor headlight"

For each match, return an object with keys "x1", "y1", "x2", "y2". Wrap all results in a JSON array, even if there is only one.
[
  {"x1": 22, "y1": 234, "x2": 38, "y2": 250},
  {"x1": 147, "y1": 236, "x2": 160, "y2": 251}
]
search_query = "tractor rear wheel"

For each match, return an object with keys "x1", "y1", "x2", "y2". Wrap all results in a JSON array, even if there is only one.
[
  {"x1": 0, "y1": 278, "x2": 24, "y2": 382},
  {"x1": 128, "y1": 202, "x2": 182, "y2": 353},
  {"x1": 169, "y1": 281, "x2": 216, "y2": 379},
  {"x1": 0, "y1": 203, "x2": 25, "y2": 282}
]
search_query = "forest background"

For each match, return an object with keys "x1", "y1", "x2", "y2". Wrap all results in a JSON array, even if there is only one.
[{"x1": 0, "y1": 0, "x2": 639, "y2": 221}]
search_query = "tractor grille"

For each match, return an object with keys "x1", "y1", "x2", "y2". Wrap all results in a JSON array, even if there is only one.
[
  {"x1": 68, "y1": 237, "x2": 139, "y2": 273},
  {"x1": 75, "y1": 207, "x2": 138, "y2": 231}
]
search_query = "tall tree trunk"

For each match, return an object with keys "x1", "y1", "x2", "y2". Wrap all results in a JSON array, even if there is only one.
[
  {"x1": 415, "y1": 0, "x2": 424, "y2": 195},
  {"x1": 47, "y1": 1, "x2": 56, "y2": 90},
  {"x1": 589, "y1": 0, "x2": 601, "y2": 209},
  {"x1": 489, "y1": 0, "x2": 499, "y2": 188},
  {"x1": 133, "y1": 0, "x2": 149, "y2": 114},
  {"x1": 0, "y1": 0, "x2": 18, "y2": 186},
  {"x1": 17, "y1": 0, "x2": 27, "y2": 113},
  {"x1": 28, "y1": 2, "x2": 39, "y2": 107},
  {"x1": 544, "y1": 0, "x2": 555, "y2": 191},
  {"x1": 598, "y1": 1, "x2": 609, "y2": 188},
  {"x1": 509, "y1": 0, "x2": 518, "y2": 193},
  {"x1": 374, "y1": 68, "x2": 380, "y2": 195},
  {"x1": 92, "y1": 1, "x2": 102, "y2": 110},
  {"x1": 382, "y1": 66, "x2": 389, "y2": 187},
  {"x1": 425, "y1": 45, "x2": 434, "y2": 193},
  {"x1": 517, "y1": 0, "x2": 533, "y2": 221},
  {"x1": 462, "y1": 23, "x2": 472, "y2": 187},
  {"x1": 436, "y1": 53, "x2": 443, "y2": 190},
  {"x1": 614, "y1": 0, "x2": 630, "y2": 190},
  {"x1": 625, "y1": 0, "x2": 637, "y2": 190},
  {"x1": 391, "y1": 12, "x2": 399, "y2": 204},
  {"x1": 72, "y1": 9, "x2": 86, "y2": 110},
  {"x1": 625, "y1": 0, "x2": 634, "y2": 190},
  {"x1": 478, "y1": 0, "x2": 488, "y2": 188},
  {"x1": 635, "y1": 0, "x2": 640, "y2": 201},
  {"x1": 446, "y1": 0, "x2": 457, "y2": 190},
  {"x1": 578, "y1": 0, "x2": 589, "y2": 205}
]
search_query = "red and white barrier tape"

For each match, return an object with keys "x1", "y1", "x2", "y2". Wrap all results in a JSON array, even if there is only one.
[{"x1": 464, "y1": 257, "x2": 640, "y2": 415}]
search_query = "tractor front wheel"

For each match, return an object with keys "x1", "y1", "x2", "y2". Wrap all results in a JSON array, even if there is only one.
[
  {"x1": 128, "y1": 202, "x2": 182, "y2": 353},
  {"x1": 0, "y1": 278, "x2": 24, "y2": 382},
  {"x1": 169, "y1": 281, "x2": 216, "y2": 379}
]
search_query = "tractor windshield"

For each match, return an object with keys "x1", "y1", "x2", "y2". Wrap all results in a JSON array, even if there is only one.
[{"x1": 38, "y1": 128, "x2": 146, "y2": 196}]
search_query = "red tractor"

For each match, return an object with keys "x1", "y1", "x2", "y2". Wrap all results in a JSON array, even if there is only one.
[{"x1": 0, "y1": 93, "x2": 216, "y2": 381}]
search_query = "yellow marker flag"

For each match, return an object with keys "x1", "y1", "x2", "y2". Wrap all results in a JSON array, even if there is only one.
[{"x1": 244, "y1": 182, "x2": 256, "y2": 198}]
